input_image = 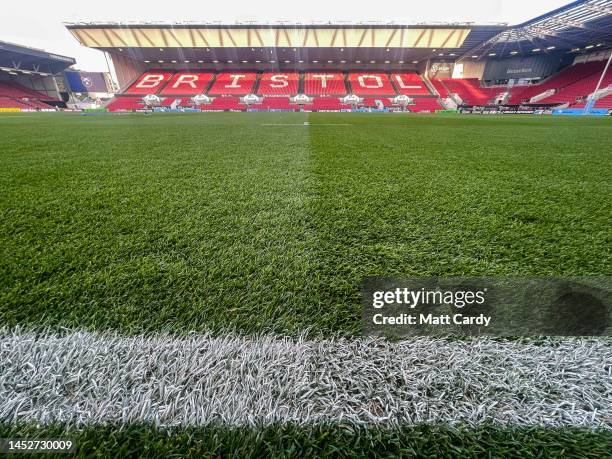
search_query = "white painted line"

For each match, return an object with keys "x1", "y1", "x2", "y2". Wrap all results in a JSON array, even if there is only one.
[{"x1": 1, "y1": 329, "x2": 610, "y2": 428}]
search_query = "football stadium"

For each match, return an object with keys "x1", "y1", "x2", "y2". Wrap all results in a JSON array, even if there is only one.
[{"x1": 0, "y1": 0, "x2": 611, "y2": 456}]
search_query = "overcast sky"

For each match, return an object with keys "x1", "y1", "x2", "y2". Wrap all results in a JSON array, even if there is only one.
[{"x1": 3, "y1": 0, "x2": 571, "y2": 72}]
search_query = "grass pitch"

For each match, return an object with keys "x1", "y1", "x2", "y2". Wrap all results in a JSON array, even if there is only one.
[{"x1": 1, "y1": 112, "x2": 610, "y2": 335}]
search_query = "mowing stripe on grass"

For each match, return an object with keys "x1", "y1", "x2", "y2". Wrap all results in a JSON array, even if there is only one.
[
  {"x1": 1, "y1": 329, "x2": 610, "y2": 428},
  {"x1": 0, "y1": 113, "x2": 328, "y2": 335}
]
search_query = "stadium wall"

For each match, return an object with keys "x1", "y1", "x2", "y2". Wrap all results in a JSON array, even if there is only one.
[
  {"x1": 452, "y1": 60, "x2": 486, "y2": 79},
  {"x1": 428, "y1": 62, "x2": 454, "y2": 79},
  {"x1": 574, "y1": 49, "x2": 612, "y2": 65}
]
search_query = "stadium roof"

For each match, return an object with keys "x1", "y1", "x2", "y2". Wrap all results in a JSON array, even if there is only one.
[
  {"x1": 65, "y1": 0, "x2": 611, "y2": 66},
  {"x1": 462, "y1": 0, "x2": 612, "y2": 59},
  {"x1": 64, "y1": 23, "x2": 505, "y2": 67},
  {"x1": 0, "y1": 41, "x2": 76, "y2": 75}
]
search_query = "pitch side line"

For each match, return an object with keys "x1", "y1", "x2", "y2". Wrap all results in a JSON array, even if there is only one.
[{"x1": 0, "y1": 330, "x2": 610, "y2": 428}]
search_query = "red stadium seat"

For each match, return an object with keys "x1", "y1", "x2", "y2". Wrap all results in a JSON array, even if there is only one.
[
  {"x1": 303, "y1": 97, "x2": 351, "y2": 111},
  {"x1": 391, "y1": 73, "x2": 431, "y2": 95},
  {"x1": 259, "y1": 97, "x2": 294, "y2": 110},
  {"x1": 572, "y1": 93, "x2": 612, "y2": 109},
  {"x1": 257, "y1": 73, "x2": 299, "y2": 96},
  {"x1": 160, "y1": 97, "x2": 196, "y2": 107},
  {"x1": 207, "y1": 73, "x2": 257, "y2": 95},
  {"x1": 508, "y1": 61, "x2": 607, "y2": 105},
  {"x1": 436, "y1": 78, "x2": 502, "y2": 105},
  {"x1": 199, "y1": 96, "x2": 247, "y2": 111},
  {"x1": 304, "y1": 73, "x2": 347, "y2": 95},
  {"x1": 348, "y1": 73, "x2": 395, "y2": 95},
  {"x1": 429, "y1": 79, "x2": 450, "y2": 98},
  {"x1": 0, "y1": 82, "x2": 58, "y2": 106},
  {"x1": 0, "y1": 96, "x2": 30, "y2": 109},
  {"x1": 160, "y1": 72, "x2": 213, "y2": 95},
  {"x1": 593, "y1": 94, "x2": 612, "y2": 109},
  {"x1": 124, "y1": 71, "x2": 174, "y2": 95},
  {"x1": 407, "y1": 97, "x2": 443, "y2": 112},
  {"x1": 539, "y1": 71, "x2": 611, "y2": 105},
  {"x1": 106, "y1": 96, "x2": 146, "y2": 111}
]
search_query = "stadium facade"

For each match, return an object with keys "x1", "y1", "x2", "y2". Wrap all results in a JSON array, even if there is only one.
[{"x1": 65, "y1": 0, "x2": 612, "y2": 113}]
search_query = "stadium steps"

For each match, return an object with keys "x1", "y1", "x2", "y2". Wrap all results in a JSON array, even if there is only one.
[
  {"x1": 205, "y1": 73, "x2": 218, "y2": 95},
  {"x1": 252, "y1": 73, "x2": 262, "y2": 95},
  {"x1": 421, "y1": 75, "x2": 438, "y2": 97},
  {"x1": 344, "y1": 73, "x2": 352, "y2": 95},
  {"x1": 430, "y1": 78, "x2": 451, "y2": 98},
  {"x1": 387, "y1": 72, "x2": 401, "y2": 95}
]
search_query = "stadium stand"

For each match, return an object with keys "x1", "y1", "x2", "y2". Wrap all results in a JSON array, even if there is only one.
[
  {"x1": 304, "y1": 97, "x2": 351, "y2": 111},
  {"x1": 0, "y1": 83, "x2": 56, "y2": 109},
  {"x1": 507, "y1": 61, "x2": 607, "y2": 105},
  {"x1": 361, "y1": 97, "x2": 392, "y2": 108},
  {"x1": 200, "y1": 96, "x2": 246, "y2": 110},
  {"x1": 304, "y1": 73, "x2": 347, "y2": 95},
  {"x1": 408, "y1": 97, "x2": 443, "y2": 112},
  {"x1": 429, "y1": 78, "x2": 450, "y2": 98},
  {"x1": 435, "y1": 78, "x2": 502, "y2": 105},
  {"x1": 0, "y1": 41, "x2": 73, "y2": 110},
  {"x1": 539, "y1": 69, "x2": 612, "y2": 105},
  {"x1": 258, "y1": 97, "x2": 294, "y2": 110},
  {"x1": 207, "y1": 73, "x2": 257, "y2": 95},
  {"x1": 391, "y1": 73, "x2": 431, "y2": 95},
  {"x1": 0, "y1": 97, "x2": 51, "y2": 110},
  {"x1": 257, "y1": 73, "x2": 299, "y2": 96},
  {"x1": 0, "y1": 96, "x2": 31, "y2": 109},
  {"x1": 63, "y1": 7, "x2": 611, "y2": 114},
  {"x1": 571, "y1": 93, "x2": 612, "y2": 109},
  {"x1": 160, "y1": 72, "x2": 213, "y2": 95},
  {"x1": 160, "y1": 97, "x2": 195, "y2": 107},
  {"x1": 348, "y1": 73, "x2": 396, "y2": 95},
  {"x1": 106, "y1": 96, "x2": 145, "y2": 111},
  {"x1": 123, "y1": 71, "x2": 174, "y2": 95},
  {"x1": 0, "y1": 81, "x2": 57, "y2": 101},
  {"x1": 591, "y1": 94, "x2": 612, "y2": 109},
  {"x1": 103, "y1": 54, "x2": 610, "y2": 112}
]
